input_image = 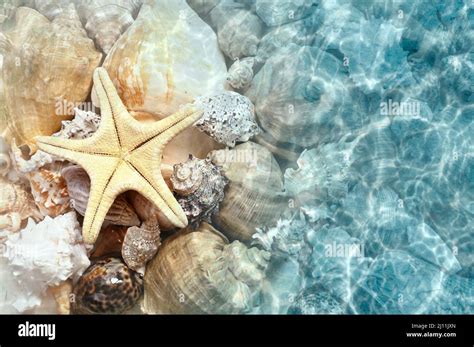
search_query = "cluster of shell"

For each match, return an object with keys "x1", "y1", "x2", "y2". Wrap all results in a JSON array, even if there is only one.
[{"x1": 0, "y1": 0, "x2": 305, "y2": 315}]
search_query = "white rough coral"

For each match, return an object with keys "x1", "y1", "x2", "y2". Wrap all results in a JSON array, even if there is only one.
[{"x1": 2, "y1": 211, "x2": 90, "y2": 312}]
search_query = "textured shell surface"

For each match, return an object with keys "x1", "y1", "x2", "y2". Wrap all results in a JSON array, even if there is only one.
[
  {"x1": 226, "y1": 57, "x2": 256, "y2": 91},
  {"x1": 122, "y1": 219, "x2": 161, "y2": 274},
  {"x1": 90, "y1": 224, "x2": 128, "y2": 259},
  {"x1": 4, "y1": 211, "x2": 90, "y2": 310},
  {"x1": 127, "y1": 190, "x2": 175, "y2": 231},
  {"x1": 0, "y1": 136, "x2": 11, "y2": 176},
  {"x1": 209, "y1": 142, "x2": 287, "y2": 242},
  {"x1": 100, "y1": 0, "x2": 227, "y2": 117},
  {"x1": 143, "y1": 222, "x2": 269, "y2": 314},
  {"x1": 54, "y1": 108, "x2": 101, "y2": 140},
  {"x1": 62, "y1": 165, "x2": 140, "y2": 227},
  {"x1": 73, "y1": 257, "x2": 143, "y2": 314},
  {"x1": 76, "y1": 0, "x2": 143, "y2": 54},
  {"x1": 171, "y1": 155, "x2": 228, "y2": 226},
  {"x1": 0, "y1": 6, "x2": 102, "y2": 147},
  {"x1": 48, "y1": 280, "x2": 72, "y2": 315},
  {"x1": 193, "y1": 91, "x2": 261, "y2": 147}
]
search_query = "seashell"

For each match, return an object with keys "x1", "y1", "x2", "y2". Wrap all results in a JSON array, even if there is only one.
[
  {"x1": 193, "y1": 91, "x2": 261, "y2": 147},
  {"x1": 54, "y1": 108, "x2": 101, "y2": 140},
  {"x1": 10, "y1": 139, "x2": 55, "y2": 174},
  {"x1": 170, "y1": 155, "x2": 228, "y2": 226},
  {"x1": 186, "y1": 0, "x2": 220, "y2": 18},
  {"x1": 76, "y1": 0, "x2": 143, "y2": 54},
  {"x1": 287, "y1": 285, "x2": 348, "y2": 314},
  {"x1": 122, "y1": 218, "x2": 161, "y2": 274},
  {"x1": 209, "y1": 2, "x2": 265, "y2": 59},
  {"x1": 62, "y1": 165, "x2": 140, "y2": 227},
  {"x1": 32, "y1": 0, "x2": 71, "y2": 20},
  {"x1": 90, "y1": 224, "x2": 128, "y2": 259},
  {"x1": 48, "y1": 280, "x2": 72, "y2": 315},
  {"x1": 28, "y1": 163, "x2": 71, "y2": 217},
  {"x1": 0, "y1": 136, "x2": 11, "y2": 176},
  {"x1": 226, "y1": 57, "x2": 257, "y2": 91},
  {"x1": 127, "y1": 191, "x2": 175, "y2": 231},
  {"x1": 0, "y1": 178, "x2": 42, "y2": 231},
  {"x1": 73, "y1": 257, "x2": 143, "y2": 314},
  {"x1": 0, "y1": 6, "x2": 101, "y2": 148},
  {"x1": 99, "y1": 0, "x2": 227, "y2": 117},
  {"x1": 4, "y1": 212, "x2": 90, "y2": 299},
  {"x1": 209, "y1": 142, "x2": 287, "y2": 243},
  {"x1": 143, "y1": 222, "x2": 270, "y2": 314},
  {"x1": 0, "y1": 0, "x2": 28, "y2": 23},
  {"x1": 255, "y1": 0, "x2": 317, "y2": 27}
]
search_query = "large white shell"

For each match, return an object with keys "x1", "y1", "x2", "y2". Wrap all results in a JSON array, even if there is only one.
[
  {"x1": 143, "y1": 222, "x2": 270, "y2": 314},
  {"x1": 2, "y1": 211, "x2": 90, "y2": 312}
]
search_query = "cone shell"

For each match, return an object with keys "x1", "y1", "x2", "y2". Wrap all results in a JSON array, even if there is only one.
[
  {"x1": 209, "y1": 142, "x2": 287, "y2": 242},
  {"x1": 0, "y1": 6, "x2": 101, "y2": 147},
  {"x1": 62, "y1": 165, "x2": 140, "y2": 227},
  {"x1": 143, "y1": 222, "x2": 270, "y2": 314}
]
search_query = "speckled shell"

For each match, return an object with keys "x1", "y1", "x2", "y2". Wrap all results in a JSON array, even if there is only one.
[
  {"x1": 143, "y1": 222, "x2": 270, "y2": 314},
  {"x1": 62, "y1": 165, "x2": 140, "y2": 227},
  {"x1": 122, "y1": 220, "x2": 161, "y2": 273},
  {"x1": 73, "y1": 257, "x2": 143, "y2": 314},
  {"x1": 76, "y1": 0, "x2": 143, "y2": 54},
  {"x1": 209, "y1": 142, "x2": 287, "y2": 243},
  {"x1": 171, "y1": 156, "x2": 228, "y2": 226},
  {"x1": 193, "y1": 91, "x2": 261, "y2": 147},
  {"x1": 0, "y1": 6, "x2": 101, "y2": 147}
]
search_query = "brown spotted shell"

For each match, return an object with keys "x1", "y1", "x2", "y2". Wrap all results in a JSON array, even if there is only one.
[
  {"x1": 122, "y1": 219, "x2": 161, "y2": 273},
  {"x1": 62, "y1": 165, "x2": 140, "y2": 227},
  {"x1": 73, "y1": 257, "x2": 143, "y2": 314}
]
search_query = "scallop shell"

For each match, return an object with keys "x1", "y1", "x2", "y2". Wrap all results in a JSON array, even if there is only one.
[
  {"x1": 143, "y1": 222, "x2": 270, "y2": 314},
  {"x1": 171, "y1": 155, "x2": 228, "y2": 226},
  {"x1": 0, "y1": 6, "x2": 101, "y2": 148},
  {"x1": 193, "y1": 91, "x2": 261, "y2": 147},
  {"x1": 122, "y1": 219, "x2": 161, "y2": 274},
  {"x1": 73, "y1": 257, "x2": 143, "y2": 314},
  {"x1": 209, "y1": 142, "x2": 287, "y2": 243},
  {"x1": 62, "y1": 165, "x2": 140, "y2": 227},
  {"x1": 76, "y1": 0, "x2": 143, "y2": 54},
  {"x1": 226, "y1": 57, "x2": 257, "y2": 91}
]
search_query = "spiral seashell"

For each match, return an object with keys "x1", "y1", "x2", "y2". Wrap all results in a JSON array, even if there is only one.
[
  {"x1": 209, "y1": 142, "x2": 287, "y2": 243},
  {"x1": 171, "y1": 155, "x2": 228, "y2": 227},
  {"x1": 122, "y1": 218, "x2": 161, "y2": 274},
  {"x1": 193, "y1": 91, "x2": 261, "y2": 147},
  {"x1": 76, "y1": 0, "x2": 143, "y2": 54},
  {"x1": 143, "y1": 222, "x2": 270, "y2": 314},
  {"x1": 0, "y1": 6, "x2": 102, "y2": 148},
  {"x1": 62, "y1": 165, "x2": 140, "y2": 227},
  {"x1": 73, "y1": 257, "x2": 143, "y2": 314},
  {"x1": 227, "y1": 57, "x2": 256, "y2": 90}
]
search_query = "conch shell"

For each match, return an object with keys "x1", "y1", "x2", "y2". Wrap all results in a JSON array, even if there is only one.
[
  {"x1": 209, "y1": 142, "x2": 287, "y2": 242},
  {"x1": 76, "y1": 0, "x2": 143, "y2": 54},
  {"x1": 0, "y1": 6, "x2": 101, "y2": 148},
  {"x1": 143, "y1": 222, "x2": 270, "y2": 314},
  {"x1": 122, "y1": 218, "x2": 161, "y2": 274},
  {"x1": 62, "y1": 165, "x2": 140, "y2": 227}
]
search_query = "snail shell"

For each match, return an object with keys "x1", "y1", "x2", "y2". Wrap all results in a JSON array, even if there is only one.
[
  {"x1": 122, "y1": 219, "x2": 161, "y2": 274},
  {"x1": 62, "y1": 165, "x2": 140, "y2": 227},
  {"x1": 227, "y1": 57, "x2": 256, "y2": 91},
  {"x1": 209, "y1": 142, "x2": 287, "y2": 243},
  {"x1": 143, "y1": 222, "x2": 270, "y2": 314},
  {"x1": 73, "y1": 257, "x2": 143, "y2": 314}
]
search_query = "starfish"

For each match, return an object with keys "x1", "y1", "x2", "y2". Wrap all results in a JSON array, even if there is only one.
[{"x1": 36, "y1": 67, "x2": 203, "y2": 244}]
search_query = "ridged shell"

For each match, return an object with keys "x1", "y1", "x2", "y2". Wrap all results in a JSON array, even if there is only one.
[
  {"x1": 62, "y1": 165, "x2": 140, "y2": 227},
  {"x1": 209, "y1": 142, "x2": 287, "y2": 243},
  {"x1": 73, "y1": 257, "x2": 143, "y2": 314},
  {"x1": 171, "y1": 155, "x2": 228, "y2": 226},
  {"x1": 193, "y1": 91, "x2": 261, "y2": 147},
  {"x1": 143, "y1": 222, "x2": 270, "y2": 314},
  {"x1": 76, "y1": 0, "x2": 143, "y2": 54},
  {"x1": 0, "y1": 6, "x2": 102, "y2": 147},
  {"x1": 122, "y1": 219, "x2": 161, "y2": 274}
]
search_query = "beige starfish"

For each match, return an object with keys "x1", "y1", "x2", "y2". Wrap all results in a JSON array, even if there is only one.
[{"x1": 36, "y1": 67, "x2": 203, "y2": 244}]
